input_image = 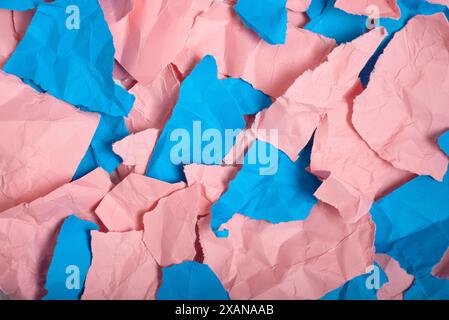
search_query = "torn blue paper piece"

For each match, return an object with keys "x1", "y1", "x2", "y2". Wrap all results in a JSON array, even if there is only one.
[
  {"x1": 305, "y1": 0, "x2": 367, "y2": 44},
  {"x1": 0, "y1": 0, "x2": 43, "y2": 10},
  {"x1": 146, "y1": 55, "x2": 271, "y2": 183},
  {"x1": 157, "y1": 261, "x2": 230, "y2": 300},
  {"x1": 321, "y1": 262, "x2": 388, "y2": 300},
  {"x1": 438, "y1": 130, "x2": 449, "y2": 156},
  {"x1": 73, "y1": 114, "x2": 128, "y2": 180},
  {"x1": 234, "y1": 0, "x2": 287, "y2": 45},
  {"x1": 43, "y1": 215, "x2": 98, "y2": 300},
  {"x1": 360, "y1": 0, "x2": 449, "y2": 84},
  {"x1": 371, "y1": 168, "x2": 449, "y2": 299},
  {"x1": 404, "y1": 274, "x2": 449, "y2": 300},
  {"x1": 211, "y1": 139, "x2": 320, "y2": 237},
  {"x1": 3, "y1": 0, "x2": 135, "y2": 117}
]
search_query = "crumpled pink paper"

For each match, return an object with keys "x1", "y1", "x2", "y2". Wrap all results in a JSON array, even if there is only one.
[
  {"x1": 375, "y1": 253, "x2": 414, "y2": 300},
  {"x1": 184, "y1": 164, "x2": 238, "y2": 203},
  {"x1": 335, "y1": 0, "x2": 401, "y2": 19},
  {"x1": 82, "y1": 230, "x2": 159, "y2": 300},
  {"x1": 227, "y1": 0, "x2": 311, "y2": 28},
  {"x1": 352, "y1": 14, "x2": 449, "y2": 181},
  {"x1": 199, "y1": 201, "x2": 375, "y2": 299},
  {"x1": 143, "y1": 184, "x2": 210, "y2": 267},
  {"x1": 427, "y1": 0, "x2": 449, "y2": 7},
  {"x1": 253, "y1": 28, "x2": 386, "y2": 162},
  {"x1": 142, "y1": 164, "x2": 238, "y2": 266},
  {"x1": 0, "y1": 71, "x2": 99, "y2": 213},
  {"x1": 310, "y1": 81, "x2": 413, "y2": 221},
  {"x1": 174, "y1": 1, "x2": 335, "y2": 98},
  {"x1": 0, "y1": 169, "x2": 111, "y2": 300},
  {"x1": 113, "y1": 128, "x2": 159, "y2": 176},
  {"x1": 0, "y1": 9, "x2": 33, "y2": 68},
  {"x1": 95, "y1": 173, "x2": 185, "y2": 232},
  {"x1": 0, "y1": 10, "x2": 17, "y2": 68},
  {"x1": 125, "y1": 64, "x2": 181, "y2": 133},
  {"x1": 100, "y1": 0, "x2": 213, "y2": 85},
  {"x1": 83, "y1": 163, "x2": 237, "y2": 300}
]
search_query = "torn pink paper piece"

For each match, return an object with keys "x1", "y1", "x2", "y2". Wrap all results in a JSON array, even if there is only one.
[
  {"x1": 82, "y1": 230, "x2": 159, "y2": 300},
  {"x1": 427, "y1": 0, "x2": 449, "y2": 7},
  {"x1": 375, "y1": 254, "x2": 414, "y2": 300},
  {"x1": 352, "y1": 14, "x2": 449, "y2": 181},
  {"x1": 199, "y1": 201, "x2": 375, "y2": 299},
  {"x1": 335, "y1": 0, "x2": 401, "y2": 19},
  {"x1": 100, "y1": 0, "x2": 213, "y2": 85},
  {"x1": 0, "y1": 169, "x2": 111, "y2": 300},
  {"x1": 174, "y1": 1, "x2": 335, "y2": 98},
  {"x1": 112, "y1": 128, "x2": 159, "y2": 175},
  {"x1": 142, "y1": 164, "x2": 237, "y2": 267},
  {"x1": 432, "y1": 247, "x2": 449, "y2": 279},
  {"x1": 125, "y1": 64, "x2": 180, "y2": 133},
  {"x1": 310, "y1": 81, "x2": 413, "y2": 221},
  {"x1": 0, "y1": 9, "x2": 33, "y2": 68},
  {"x1": 0, "y1": 10, "x2": 18, "y2": 68},
  {"x1": 0, "y1": 71, "x2": 99, "y2": 213},
  {"x1": 113, "y1": 59, "x2": 136, "y2": 90},
  {"x1": 253, "y1": 28, "x2": 386, "y2": 162},
  {"x1": 184, "y1": 164, "x2": 238, "y2": 203},
  {"x1": 95, "y1": 173, "x2": 185, "y2": 232},
  {"x1": 286, "y1": 0, "x2": 311, "y2": 12},
  {"x1": 143, "y1": 184, "x2": 210, "y2": 267}
]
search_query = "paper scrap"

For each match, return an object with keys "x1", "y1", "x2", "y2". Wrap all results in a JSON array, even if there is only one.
[
  {"x1": 211, "y1": 140, "x2": 320, "y2": 237},
  {"x1": 310, "y1": 80, "x2": 413, "y2": 221},
  {"x1": 73, "y1": 115, "x2": 128, "y2": 179},
  {"x1": 234, "y1": 0, "x2": 287, "y2": 45},
  {"x1": 375, "y1": 254, "x2": 414, "y2": 300},
  {"x1": 305, "y1": 0, "x2": 367, "y2": 44},
  {"x1": 82, "y1": 230, "x2": 159, "y2": 300},
  {"x1": 143, "y1": 184, "x2": 210, "y2": 267},
  {"x1": 125, "y1": 64, "x2": 180, "y2": 134},
  {"x1": 157, "y1": 261, "x2": 230, "y2": 300},
  {"x1": 321, "y1": 262, "x2": 388, "y2": 300},
  {"x1": 253, "y1": 28, "x2": 385, "y2": 162},
  {"x1": 335, "y1": 0, "x2": 400, "y2": 19},
  {"x1": 0, "y1": 169, "x2": 111, "y2": 300},
  {"x1": 0, "y1": 70, "x2": 99, "y2": 212},
  {"x1": 95, "y1": 173, "x2": 185, "y2": 232},
  {"x1": 100, "y1": 0, "x2": 213, "y2": 86},
  {"x1": 4, "y1": 0, "x2": 135, "y2": 117},
  {"x1": 112, "y1": 128, "x2": 159, "y2": 176},
  {"x1": 43, "y1": 215, "x2": 99, "y2": 300},
  {"x1": 200, "y1": 202, "x2": 375, "y2": 299},
  {"x1": 174, "y1": 1, "x2": 336, "y2": 98},
  {"x1": 353, "y1": 14, "x2": 449, "y2": 181},
  {"x1": 146, "y1": 55, "x2": 271, "y2": 183},
  {"x1": 371, "y1": 167, "x2": 449, "y2": 299},
  {"x1": 0, "y1": 0, "x2": 42, "y2": 11}
]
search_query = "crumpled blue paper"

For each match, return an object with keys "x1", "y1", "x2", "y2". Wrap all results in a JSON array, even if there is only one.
[
  {"x1": 0, "y1": 0, "x2": 43, "y2": 10},
  {"x1": 234, "y1": 0, "x2": 287, "y2": 45},
  {"x1": 371, "y1": 136, "x2": 449, "y2": 300},
  {"x1": 438, "y1": 130, "x2": 449, "y2": 156},
  {"x1": 43, "y1": 215, "x2": 98, "y2": 300},
  {"x1": 157, "y1": 261, "x2": 230, "y2": 300},
  {"x1": 321, "y1": 262, "x2": 388, "y2": 300},
  {"x1": 211, "y1": 139, "x2": 320, "y2": 237},
  {"x1": 146, "y1": 55, "x2": 271, "y2": 183},
  {"x1": 3, "y1": 0, "x2": 135, "y2": 117},
  {"x1": 305, "y1": 0, "x2": 367, "y2": 44},
  {"x1": 73, "y1": 115, "x2": 128, "y2": 179}
]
